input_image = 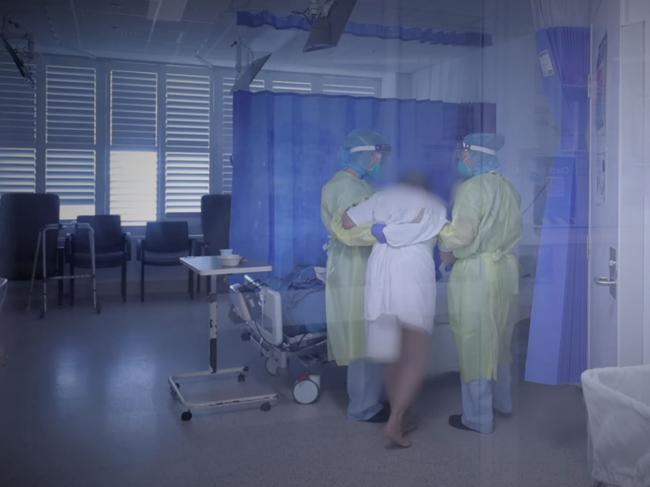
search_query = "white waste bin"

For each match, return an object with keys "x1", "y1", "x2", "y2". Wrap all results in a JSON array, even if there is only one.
[{"x1": 581, "y1": 366, "x2": 650, "y2": 487}]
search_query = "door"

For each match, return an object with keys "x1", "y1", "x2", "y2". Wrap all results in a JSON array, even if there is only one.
[{"x1": 588, "y1": 3, "x2": 620, "y2": 369}]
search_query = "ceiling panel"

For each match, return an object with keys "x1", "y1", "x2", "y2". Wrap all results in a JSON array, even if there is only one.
[
  {"x1": 73, "y1": 0, "x2": 150, "y2": 17},
  {"x1": 182, "y1": 0, "x2": 235, "y2": 23},
  {"x1": 0, "y1": 0, "x2": 534, "y2": 74}
]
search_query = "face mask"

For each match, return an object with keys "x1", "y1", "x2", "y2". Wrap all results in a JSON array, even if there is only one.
[
  {"x1": 457, "y1": 160, "x2": 474, "y2": 178},
  {"x1": 367, "y1": 162, "x2": 383, "y2": 178}
]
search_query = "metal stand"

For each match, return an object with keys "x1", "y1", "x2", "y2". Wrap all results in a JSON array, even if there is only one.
[
  {"x1": 169, "y1": 275, "x2": 278, "y2": 421},
  {"x1": 27, "y1": 223, "x2": 101, "y2": 318}
]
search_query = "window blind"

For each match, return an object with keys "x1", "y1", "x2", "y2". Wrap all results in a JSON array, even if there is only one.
[
  {"x1": 164, "y1": 72, "x2": 210, "y2": 213},
  {"x1": 0, "y1": 60, "x2": 36, "y2": 193}
]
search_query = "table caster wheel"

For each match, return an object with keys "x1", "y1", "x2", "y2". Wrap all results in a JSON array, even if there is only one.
[
  {"x1": 260, "y1": 402, "x2": 271, "y2": 412},
  {"x1": 265, "y1": 357, "x2": 279, "y2": 376},
  {"x1": 181, "y1": 411, "x2": 192, "y2": 421},
  {"x1": 237, "y1": 373, "x2": 246, "y2": 383},
  {"x1": 243, "y1": 366, "x2": 249, "y2": 372},
  {"x1": 293, "y1": 378, "x2": 320, "y2": 405}
]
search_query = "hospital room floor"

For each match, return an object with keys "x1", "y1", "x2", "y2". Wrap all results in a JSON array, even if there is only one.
[{"x1": 0, "y1": 286, "x2": 592, "y2": 487}]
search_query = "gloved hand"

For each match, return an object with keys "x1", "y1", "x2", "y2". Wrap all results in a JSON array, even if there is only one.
[{"x1": 371, "y1": 223, "x2": 387, "y2": 244}]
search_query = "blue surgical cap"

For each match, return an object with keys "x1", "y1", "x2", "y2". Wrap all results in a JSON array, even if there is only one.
[
  {"x1": 342, "y1": 129, "x2": 390, "y2": 175},
  {"x1": 462, "y1": 133, "x2": 505, "y2": 175}
]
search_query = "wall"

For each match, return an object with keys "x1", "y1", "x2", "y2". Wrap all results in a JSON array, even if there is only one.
[
  {"x1": 619, "y1": 0, "x2": 650, "y2": 364},
  {"x1": 411, "y1": 46, "x2": 483, "y2": 103}
]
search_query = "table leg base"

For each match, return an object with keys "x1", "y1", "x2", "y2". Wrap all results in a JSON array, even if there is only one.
[{"x1": 168, "y1": 368, "x2": 279, "y2": 419}]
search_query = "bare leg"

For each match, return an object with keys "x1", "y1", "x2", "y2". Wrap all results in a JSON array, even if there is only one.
[
  {"x1": 384, "y1": 362, "x2": 399, "y2": 409},
  {"x1": 385, "y1": 327, "x2": 430, "y2": 448}
]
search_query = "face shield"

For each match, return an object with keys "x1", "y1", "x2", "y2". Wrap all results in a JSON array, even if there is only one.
[{"x1": 347, "y1": 143, "x2": 392, "y2": 178}]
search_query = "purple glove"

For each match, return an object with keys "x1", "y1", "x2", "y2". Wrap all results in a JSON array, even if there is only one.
[{"x1": 371, "y1": 223, "x2": 387, "y2": 244}]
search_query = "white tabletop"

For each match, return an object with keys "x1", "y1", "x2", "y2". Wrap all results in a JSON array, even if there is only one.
[{"x1": 180, "y1": 256, "x2": 272, "y2": 276}]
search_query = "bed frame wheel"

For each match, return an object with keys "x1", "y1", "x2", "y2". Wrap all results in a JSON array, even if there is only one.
[{"x1": 293, "y1": 377, "x2": 320, "y2": 405}]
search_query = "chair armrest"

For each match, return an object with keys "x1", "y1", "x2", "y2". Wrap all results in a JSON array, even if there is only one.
[
  {"x1": 64, "y1": 233, "x2": 73, "y2": 259},
  {"x1": 122, "y1": 232, "x2": 132, "y2": 260},
  {"x1": 137, "y1": 238, "x2": 145, "y2": 261},
  {"x1": 188, "y1": 237, "x2": 196, "y2": 256}
]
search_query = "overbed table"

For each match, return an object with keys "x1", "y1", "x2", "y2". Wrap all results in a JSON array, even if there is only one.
[{"x1": 169, "y1": 256, "x2": 276, "y2": 420}]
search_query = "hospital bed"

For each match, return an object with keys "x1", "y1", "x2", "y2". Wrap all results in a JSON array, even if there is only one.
[{"x1": 229, "y1": 267, "x2": 329, "y2": 405}]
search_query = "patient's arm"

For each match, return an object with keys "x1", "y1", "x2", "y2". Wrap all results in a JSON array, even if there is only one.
[{"x1": 383, "y1": 207, "x2": 448, "y2": 248}]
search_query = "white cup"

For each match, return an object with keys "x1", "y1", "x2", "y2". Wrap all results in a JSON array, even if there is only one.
[{"x1": 220, "y1": 249, "x2": 233, "y2": 256}]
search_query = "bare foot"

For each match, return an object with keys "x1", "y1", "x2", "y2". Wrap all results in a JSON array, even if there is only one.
[
  {"x1": 403, "y1": 417, "x2": 418, "y2": 435},
  {"x1": 384, "y1": 419, "x2": 411, "y2": 448}
]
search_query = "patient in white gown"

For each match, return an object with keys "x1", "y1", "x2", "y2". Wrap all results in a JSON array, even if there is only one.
[{"x1": 342, "y1": 173, "x2": 448, "y2": 448}]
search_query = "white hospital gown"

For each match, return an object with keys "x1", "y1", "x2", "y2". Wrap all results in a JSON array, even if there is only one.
[{"x1": 347, "y1": 184, "x2": 448, "y2": 332}]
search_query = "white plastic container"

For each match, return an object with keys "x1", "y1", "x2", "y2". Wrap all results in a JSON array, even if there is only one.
[{"x1": 581, "y1": 365, "x2": 650, "y2": 487}]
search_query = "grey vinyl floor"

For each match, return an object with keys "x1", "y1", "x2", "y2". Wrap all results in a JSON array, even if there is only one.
[{"x1": 0, "y1": 284, "x2": 592, "y2": 487}]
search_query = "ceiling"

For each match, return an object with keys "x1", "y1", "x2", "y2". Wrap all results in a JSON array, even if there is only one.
[{"x1": 0, "y1": 0, "x2": 533, "y2": 74}]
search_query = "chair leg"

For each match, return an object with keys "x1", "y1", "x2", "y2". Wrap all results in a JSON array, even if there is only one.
[
  {"x1": 57, "y1": 252, "x2": 63, "y2": 307},
  {"x1": 206, "y1": 276, "x2": 211, "y2": 294},
  {"x1": 140, "y1": 261, "x2": 145, "y2": 302},
  {"x1": 69, "y1": 262, "x2": 75, "y2": 306},
  {"x1": 121, "y1": 261, "x2": 127, "y2": 303},
  {"x1": 188, "y1": 270, "x2": 194, "y2": 300},
  {"x1": 196, "y1": 272, "x2": 201, "y2": 294}
]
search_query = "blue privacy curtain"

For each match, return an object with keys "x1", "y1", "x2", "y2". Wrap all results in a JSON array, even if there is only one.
[
  {"x1": 230, "y1": 91, "x2": 494, "y2": 277},
  {"x1": 525, "y1": 27, "x2": 590, "y2": 384}
]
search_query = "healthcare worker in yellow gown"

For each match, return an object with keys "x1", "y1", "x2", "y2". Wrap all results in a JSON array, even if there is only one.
[
  {"x1": 439, "y1": 133, "x2": 522, "y2": 434},
  {"x1": 321, "y1": 130, "x2": 392, "y2": 422}
]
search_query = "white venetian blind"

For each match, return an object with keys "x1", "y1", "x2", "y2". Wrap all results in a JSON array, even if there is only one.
[
  {"x1": 110, "y1": 70, "x2": 158, "y2": 147},
  {"x1": 321, "y1": 75, "x2": 380, "y2": 97},
  {"x1": 164, "y1": 72, "x2": 211, "y2": 213},
  {"x1": 270, "y1": 79, "x2": 312, "y2": 93},
  {"x1": 45, "y1": 65, "x2": 96, "y2": 218},
  {"x1": 0, "y1": 148, "x2": 36, "y2": 193},
  {"x1": 109, "y1": 69, "x2": 158, "y2": 224},
  {"x1": 0, "y1": 60, "x2": 36, "y2": 193},
  {"x1": 46, "y1": 149, "x2": 96, "y2": 219},
  {"x1": 46, "y1": 65, "x2": 96, "y2": 145}
]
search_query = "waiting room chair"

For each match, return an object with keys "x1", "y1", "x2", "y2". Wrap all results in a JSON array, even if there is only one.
[
  {"x1": 0, "y1": 193, "x2": 61, "y2": 281},
  {"x1": 0, "y1": 193, "x2": 64, "y2": 305},
  {"x1": 67, "y1": 215, "x2": 131, "y2": 303},
  {"x1": 197, "y1": 194, "x2": 231, "y2": 293},
  {"x1": 137, "y1": 221, "x2": 194, "y2": 302}
]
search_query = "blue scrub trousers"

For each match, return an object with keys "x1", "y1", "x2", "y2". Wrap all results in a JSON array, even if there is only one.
[
  {"x1": 347, "y1": 359, "x2": 384, "y2": 421},
  {"x1": 461, "y1": 364, "x2": 513, "y2": 433}
]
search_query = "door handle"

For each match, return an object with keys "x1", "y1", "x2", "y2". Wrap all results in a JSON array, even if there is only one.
[{"x1": 594, "y1": 276, "x2": 617, "y2": 286}]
